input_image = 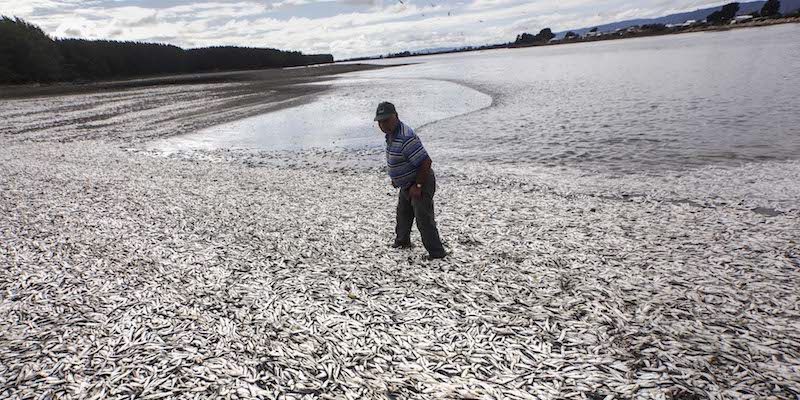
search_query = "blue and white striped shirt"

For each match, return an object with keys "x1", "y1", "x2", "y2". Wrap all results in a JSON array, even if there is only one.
[{"x1": 385, "y1": 122, "x2": 430, "y2": 189}]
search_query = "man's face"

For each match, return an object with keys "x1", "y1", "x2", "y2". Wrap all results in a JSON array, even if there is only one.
[{"x1": 378, "y1": 114, "x2": 398, "y2": 134}]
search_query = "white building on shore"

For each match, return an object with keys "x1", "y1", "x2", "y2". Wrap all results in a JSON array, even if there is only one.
[{"x1": 731, "y1": 15, "x2": 755, "y2": 24}]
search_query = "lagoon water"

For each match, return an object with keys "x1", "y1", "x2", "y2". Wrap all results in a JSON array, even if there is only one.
[{"x1": 157, "y1": 24, "x2": 800, "y2": 174}]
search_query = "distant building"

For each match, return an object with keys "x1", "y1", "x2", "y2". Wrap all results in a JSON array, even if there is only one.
[
  {"x1": 682, "y1": 20, "x2": 698, "y2": 27},
  {"x1": 731, "y1": 15, "x2": 754, "y2": 24}
]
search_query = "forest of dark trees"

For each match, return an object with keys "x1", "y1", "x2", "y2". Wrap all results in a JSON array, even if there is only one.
[
  {"x1": 513, "y1": 28, "x2": 556, "y2": 45},
  {"x1": 707, "y1": 3, "x2": 742, "y2": 24},
  {"x1": 0, "y1": 17, "x2": 333, "y2": 84}
]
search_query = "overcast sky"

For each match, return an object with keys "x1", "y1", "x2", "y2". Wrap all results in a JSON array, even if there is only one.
[{"x1": 2, "y1": 0, "x2": 731, "y2": 59}]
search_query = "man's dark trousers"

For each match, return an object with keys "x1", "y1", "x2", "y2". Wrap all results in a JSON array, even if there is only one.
[{"x1": 396, "y1": 172, "x2": 446, "y2": 257}]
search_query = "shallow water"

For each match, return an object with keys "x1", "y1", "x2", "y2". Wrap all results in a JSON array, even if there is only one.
[
  {"x1": 154, "y1": 78, "x2": 491, "y2": 152},
  {"x1": 157, "y1": 24, "x2": 800, "y2": 174}
]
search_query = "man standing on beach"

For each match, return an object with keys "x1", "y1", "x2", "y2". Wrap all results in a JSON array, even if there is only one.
[{"x1": 375, "y1": 102, "x2": 447, "y2": 260}]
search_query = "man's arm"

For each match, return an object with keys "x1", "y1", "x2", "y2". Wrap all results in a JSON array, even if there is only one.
[
  {"x1": 409, "y1": 157, "x2": 432, "y2": 200},
  {"x1": 401, "y1": 134, "x2": 431, "y2": 199},
  {"x1": 415, "y1": 158, "x2": 432, "y2": 186}
]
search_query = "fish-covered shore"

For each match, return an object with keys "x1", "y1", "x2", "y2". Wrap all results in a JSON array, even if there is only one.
[{"x1": 1, "y1": 80, "x2": 800, "y2": 399}]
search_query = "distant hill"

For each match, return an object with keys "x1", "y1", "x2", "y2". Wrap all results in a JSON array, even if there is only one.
[
  {"x1": 413, "y1": 47, "x2": 460, "y2": 54},
  {"x1": 556, "y1": 0, "x2": 800, "y2": 38}
]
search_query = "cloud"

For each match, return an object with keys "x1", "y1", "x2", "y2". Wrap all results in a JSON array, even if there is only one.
[
  {"x1": 6, "y1": 0, "x2": 731, "y2": 59},
  {"x1": 0, "y1": 0, "x2": 66, "y2": 16},
  {"x1": 121, "y1": 13, "x2": 159, "y2": 28}
]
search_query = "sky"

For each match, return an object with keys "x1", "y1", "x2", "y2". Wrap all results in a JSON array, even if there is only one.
[{"x1": 2, "y1": 0, "x2": 733, "y2": 59}]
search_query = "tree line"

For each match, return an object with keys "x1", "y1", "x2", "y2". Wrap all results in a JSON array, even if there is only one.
[
  {"x1": 512, "y1": 0, "x2": 785, "y2": 47},
  {"x1": 708, "y1": 1, "x2": 785, "y2": 24},
  {"x1": 513, "y1": 29, "x2": 555, "y2": 45},
  {"x1": 0, "y1": 16, "x2": 333, "y2": 84}
]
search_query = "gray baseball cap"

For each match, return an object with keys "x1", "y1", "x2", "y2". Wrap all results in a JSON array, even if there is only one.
[{"x1": 374, "y1": 101, "x2": 397, "y2": 121}]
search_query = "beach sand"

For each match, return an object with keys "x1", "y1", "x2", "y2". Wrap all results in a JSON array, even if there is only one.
[{"x1": 1, "y1": 71, "x2": 799, "y2": 399}]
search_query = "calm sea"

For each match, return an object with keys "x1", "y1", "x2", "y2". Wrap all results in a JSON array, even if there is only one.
[{"x1": 157, "y1": 24, "x2": 800, "y2": 174}]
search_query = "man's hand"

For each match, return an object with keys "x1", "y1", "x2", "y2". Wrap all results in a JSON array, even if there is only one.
[
  {"x1": 409, "y1": 159, "x2": 432, "y2": 201},
  {"x1": 409, "y1": 185, "x2": 423, "y2": 200}
]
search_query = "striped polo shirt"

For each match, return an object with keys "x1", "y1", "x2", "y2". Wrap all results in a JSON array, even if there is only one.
[{"x1": 385, "y1": 121, "x2": 430, "y2": 189}]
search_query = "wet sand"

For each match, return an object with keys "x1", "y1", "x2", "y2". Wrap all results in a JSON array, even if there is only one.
[
  {"x1": 0, "y1": 64, "x2": 388, "y2": 99},
  {"x1": 0, "y1": 64, "x2": 387, "y2": 143}
]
